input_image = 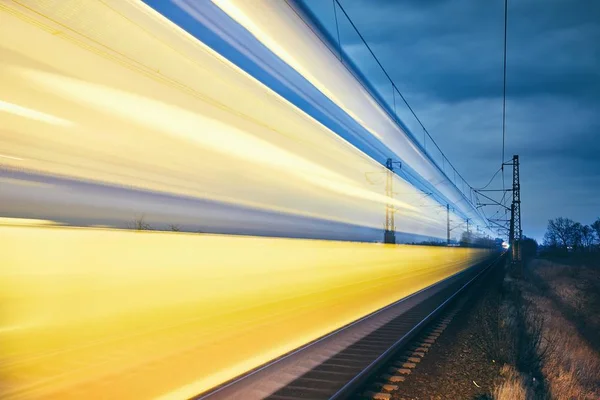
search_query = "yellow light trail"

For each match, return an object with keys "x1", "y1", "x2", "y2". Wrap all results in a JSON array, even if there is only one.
[
  {"x1": 0, "y1": 0, "x2": 458, "y2": 238},
  {"x1": 0, "y1": 223, "x2": 492, "y2": 399},
  {"x1": 0, "y1": 1, "x2": 494, "y2": 398}
]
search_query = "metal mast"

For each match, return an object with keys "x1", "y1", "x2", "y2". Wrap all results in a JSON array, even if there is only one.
[
  {"x1": 446, "y1": 203, "x2": 450, "y2": 246},
  {"x1": 509, "y1": 203, "x2": 515, "y2": 248},
  {"x1": 384, "y1": 158, "x2": 396, "y2": 244},
  {"x1": 510, "y1": 154, "x2": 522, "y2": 263}
]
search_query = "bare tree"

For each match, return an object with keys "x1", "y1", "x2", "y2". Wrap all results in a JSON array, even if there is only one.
[
  {"x1": 169, "y1": 224, "x2": 181, "y2": 232},
  {"x1": 572, "y1": 222, "x2": 583, "y2": 251},
  {"x1": 543, "y1": 228, "x2": 558, "y2": 248},
  {"x1": 544, "y1": 217, "x2": 578, "y2": 251},
  {"x1": 592, "y1": 218, "x2": 600, "y2": 247},
  {"x1": 581, "y1": 225, "x2": 595, "y2": 251},
  {"x1": 127, "y1": 215, "x2": 151, "y2": 230}
]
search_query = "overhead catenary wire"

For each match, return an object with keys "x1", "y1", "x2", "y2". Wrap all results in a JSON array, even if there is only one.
[
  {"x1": 473, "y1": 166, "x2": 502, "y2": 191},
  {"x1": 471, "y1": 0, "x2": 511, "y2": 237},
  {"x1": 501, "y1": 0, "x2": 508, "y2": 191},
  {"x1": 332, "y1": 0, "x2": 477, "y2": 208},
  {"x1": 332, "y1": 0, "x2": 342, "y2": 61}
]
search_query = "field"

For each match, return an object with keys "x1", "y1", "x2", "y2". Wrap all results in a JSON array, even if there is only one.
[{"x1": 493, "y1": 255, "x2": 600, "y2": 399}]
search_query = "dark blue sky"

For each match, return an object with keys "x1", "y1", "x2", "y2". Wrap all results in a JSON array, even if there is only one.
[{"x1": 300, "y1": 0, "x2": 600, "y2": 240}]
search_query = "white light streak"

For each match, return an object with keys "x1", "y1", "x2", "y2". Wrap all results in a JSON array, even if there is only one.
[{"x1": 0, "y1": 99, "x2": 74, "y2": 127}]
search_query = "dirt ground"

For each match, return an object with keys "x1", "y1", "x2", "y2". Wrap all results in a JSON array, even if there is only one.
[
  {"x1": 378, "y1": 255, "x2": 600, "y2": 400},
  {"x1": 388, "y1": 263, "x2": 505, "y2": 400}
]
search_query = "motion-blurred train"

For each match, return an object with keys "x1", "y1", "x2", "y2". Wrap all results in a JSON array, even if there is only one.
[{"x1": 0, "y1": 1, "x2": 500, "y2": 399}]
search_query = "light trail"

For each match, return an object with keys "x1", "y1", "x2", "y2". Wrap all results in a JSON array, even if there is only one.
[
  {"x1": 0, "y1": 1, "x2": 498, "y2": 399},
  {"x1": 0, "y1": 154, "x2": 24, "y2": 161},
  {"x1": 199, "y1": 0, "x2": 493, "y2": 233},
  {"x1": 0, "y1": 0, "x2": 460, "y2": 239},
  {"x1": 1, "y1": 223, "x2": 492, "y2": 399},
  {"x1": 0, "y1": 100, "x2": 74, "y2": 127}
]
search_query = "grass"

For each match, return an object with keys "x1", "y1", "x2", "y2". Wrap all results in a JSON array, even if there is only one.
[
  {"x1": 470, "y1": 263, "x2": 546, "y2": 398},
  {"x1": 532, "y1": 258, "x2": 600, "y2": 335},
  {"x1": 524, "y1": 259, "x2": 600, "y2": 399},
  {"x1": 472, "y1": 279, "x2": 516, "y2": 365},
  {"x1": 493, "y1": 364, "x2": 531, "y2": 400},
  {"x1": 487, "y1": 257, "x2": 600, "y2": 399}
]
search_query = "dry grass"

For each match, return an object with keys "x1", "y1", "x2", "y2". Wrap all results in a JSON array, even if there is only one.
[
  {"x1": 523, "y1": 259, "x2": 600, "y2": 399},
  {"x1": 493, "y1": 364, "x2": 531, "y2": 400},
  {"x1": 490, "y1": 258, "x2": 600, "y2": 399},
  {"x1": 477, "y1": 272, "x2": 546, "y2": 398},
  {"x1": 472, "y1": 281, "x2": 515, "y2": 364},
  {"x1": 533, "y1": 258, "x2": 600, "y2": 331}
]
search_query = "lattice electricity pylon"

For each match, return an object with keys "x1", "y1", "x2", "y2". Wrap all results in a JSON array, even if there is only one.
[
  {"x1": 508, "y1": 155, "x2": 522, "y2": 263},
  {"x1": 364, "y1": 158, "x2": 403, "y2": 244},
  {"x1": 447, "y1": 204, "x2": 450, "y2": 245},
  {"x1": 475, "y1": 155, "x2": 522, "y2": 261},
  {"x1": 384, "y1": 158, "x2": 403, "y2": 244}
]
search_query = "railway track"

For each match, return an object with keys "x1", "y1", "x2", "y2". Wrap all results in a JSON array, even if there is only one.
[{"x1": 193, "y1": 253, "x2": 506, "y2": 400}]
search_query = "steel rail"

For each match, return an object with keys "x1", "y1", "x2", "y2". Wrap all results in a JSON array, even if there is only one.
[
  {"x1": 192, "y1": 252, "x2": 505, "y2": 400},
  {"x1": 330, "y1": 253, "x2": 505, "y2": 399}
]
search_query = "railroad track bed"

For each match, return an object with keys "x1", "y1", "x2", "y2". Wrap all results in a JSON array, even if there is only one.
[
  {"x1": 355, "y1": 255, "x2": 506, "y2": 400},
  {"x1": 195, "y1": 255, "x2": 505, "y2": 400},
  {"x1": 355, "y1": 293, "x2": 467, "y2": 400}
]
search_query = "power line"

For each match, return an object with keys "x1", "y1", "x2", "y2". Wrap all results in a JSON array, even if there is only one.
[
  {"x1": 473, "y1": 166, "x2": 502, "y2": 190},
  {"x1": 332, "y1": 0, "x2": 475, "y2": 207},
  {"x1": 474, "y1": 0, "x2": 511, "y2": 238},
  {"x1": 501, "y1": 0, "x2": 508, "y2": 190},
  {"x1": 331, "y1": 0, "x2": 342, "y2": 61},
  {"x1": 332, "y1": 1, "x2": 424, "y2": 130}
]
